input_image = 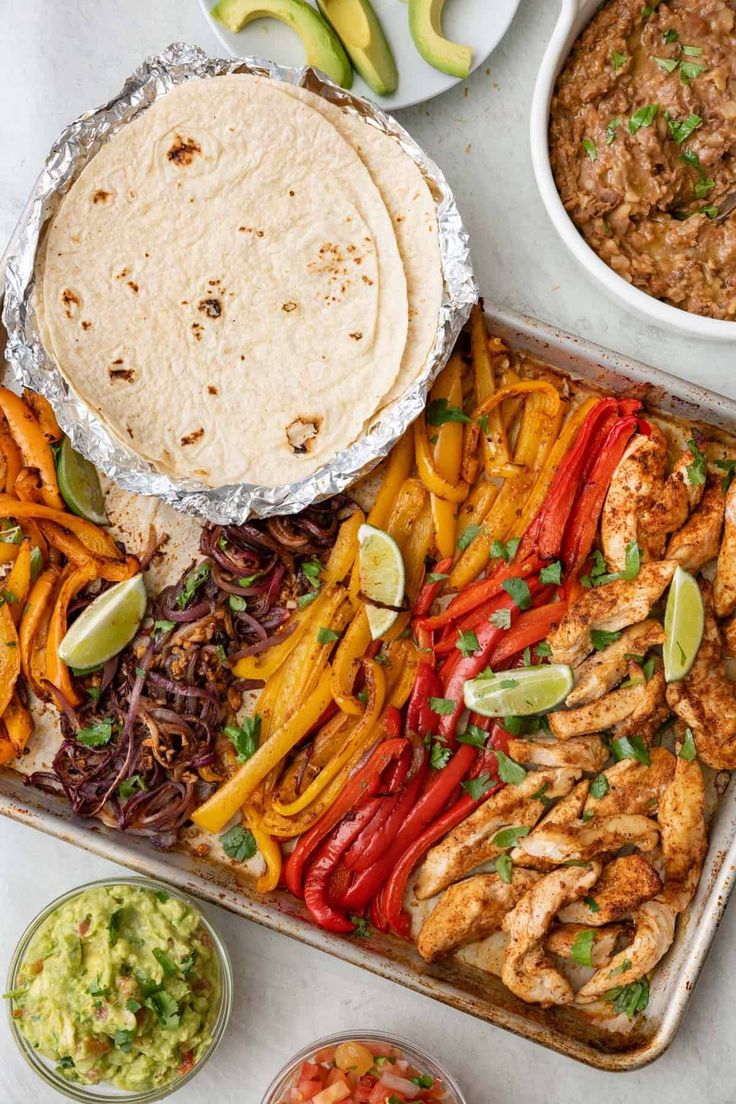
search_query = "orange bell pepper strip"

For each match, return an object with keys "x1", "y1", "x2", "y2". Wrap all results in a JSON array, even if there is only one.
[
  {"x1": 4, "y1": 538, "x2": 33, "y2": 625},
  {"x1": 329, "y1": 607, "x2": 372, "y2": 715},
  {"x1": 19, "y1": 565, "x2": 60, "y2": 696},
  {"x1": 242, "y1": 805, "x2": 282, "y2": 893},
  {"x1": 470, "y1": 305, "x2": 512, "y2": 476},
  {"x1": 38, "y1": 520, "x2": 138, "y2": 581},
  {"x1": 23, "y1": 391, "x2": 62, "y2": 444},
  {"x1": 0, "y1": 496, "x2": 121, "y2": 560},
  {"x1": 0, "y1": 602, "x2": 21, "y2": 717},
  {"x1": 13, "y1": 468, "x2": 50, "y2": 564},
  {"x1": 0, "y1": 389, "x2": 63, "y2": 509},
  {"x1": 46, "y1": 562, "x2": 97, "y2": 707},
  {"x1": 4, "y1": 693, "x2": 33, "y2": 756},
  {"x1": 0, "y1": 418, "x2": 21, "y2": 495},
  {"x1": 367, "y1": 432, "x2": 415, "y2": 530},
  {"x1": 0, "y1": 536, "x2": 19, "y2": 565},
  {"x1": 413, "y1": 418, "x2": 469, "y2": 503},
  {"x1": 429, "y1": 355, "x2": 465, "y2": 558}
]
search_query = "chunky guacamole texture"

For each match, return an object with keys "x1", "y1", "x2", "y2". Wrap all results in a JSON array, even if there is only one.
[{"x1": 8, "y1": 884, "x2": 220, "y2": 1091}]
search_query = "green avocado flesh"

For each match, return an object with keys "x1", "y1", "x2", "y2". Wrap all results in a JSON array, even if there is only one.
[
  {"x1": 316, "y1": 0, "x2": 398, "y2": 96},
  {"x1": 212, "y1": 0, "x2": 353, "y2": 88},
  {"x1": 7, "y1": 885, "x2": 220, "y2": 1092},
  {"x1": 408, "y1": 0, "x2": 472, "y2": 79}
]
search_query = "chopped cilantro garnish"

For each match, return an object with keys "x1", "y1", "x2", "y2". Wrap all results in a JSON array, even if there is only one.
[
  {"x1": 490, "y1": 607, "x2": 512, "y2": 629},
  {"x1": 224, "y1": 714, "x2": 261, "y2": 762},
  {"x1": 582, "y1": 137, "x2": 597, "y2": 161},
  {"x1": 495, "y1": 852, "x2": 513, "y2": 884},
  {"x1": 461, "y1": 773, "x2": 497, "y2": 801},
  {"x1": 590, "y1": 774, "x2": 609, "y2": 799},
  {"x1": 590, "y1": 628, "x2": 621, "y2": 651},
  {"x1": 571, "y1": 929, "x2": 595, "y2": 967},
  {"x1": 176, "y1": 561, "x2": 210, "y2": 609},
  {"x1": 679, "y1": 727, "x2": 697, "y2": 761},
  {"x1": 426, "y1": 398, "x2": 470, "y2": 426},
  {"x1": 76, "y1": 719, "x2": 114, "y2": 747},
  {"x1": 502, "y1": 577, "x2": 532, "y2": 610},
  {"x1": 492, "y1": 824, "x2": 530, "y2": 849},
  {"x1": 491, "y1": 537, "x2": 520, "y2": 563},
  {"x1": 628, "y1": 104, "x2": 659, "y2": 134},
  {"x1": 220, "y1": 824, "x2": 257, "y2": 862},
  {"x1": 495, "y1": 748, "x2": 526, "y2": 786},
  {"x1": 429, "y1": 696, "x2": 456, "y2": 715},
  {"x1": 457, "y1": 524, "x2": 481, "y2": 551},
  {"x1": 456, "y1": 629, "x2": 480, "y2": 657},
  {"x1": 540, "y1": 561, "x2": 563, "y2": 586},
  {"x1": 611, "y1": 734, "x2": 651, "y2": 765}
]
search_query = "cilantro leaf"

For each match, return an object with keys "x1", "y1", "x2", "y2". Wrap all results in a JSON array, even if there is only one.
[
  {"x1": 679, "y1": 727, "x2": 697, "y2": 761},
  {"x1": 491, "y1": 537, "x2": 520, "y2": 563},
  {"x1": 664, "y1": 111, "x2": 702, "y2": 144},
  {"x1": 492, "y1": 824, "x2": 530, "y2": 849},
  {"x1": 653, "y1": 56, "x2": 678, "y2": 73},
  {"x1": 603, "y1": 978, "x2": 650, "y2": 1018},
  {"x1": 612, "y1": 50, "x2": 628, "y2": 72},
  {"x1": 540, "y1": 561, "x2": 563, "y2": 586},
  {"x1": 176, "y1": 561, "x2": 210, "y2": 609},
  {"x1": 114, "y1": 1028, "x2": 136, "y2": 1053},
  {"x1": 495, "y1": 853, "x2": 513, "y2": 884},
  {"x1": 590, "y1": 774, "x2": 609, "y2": 799},
  {"x1": 108, "y1": 908, "x2": 124, "y2": 947},
  {"x1": 536, "y1": 641, "x2": 552, "y2": 658},
  {"x1": 118, "y1": 774, "x2": 146, "y2": 801},
  {"x1": 628, "y1": 104, "x2": 659, "y2": 134},
  {"x1": 430, "y1": 741, "x2": 451, "y2": 770},
  {"x1": 152, "y1": 948, "x2": 178, "y2": 977},
  {"x1": 490, "y1": 607, "x2": 511, "y2": 630},
  {"x1": 349, "y1": 914, "x2": 371, "y2": 939},
  {"x1": 426, "y1": 571, "x2": 449, "y2": 583},
  {"x1": 76, "y1": 719, "x2": 114, "y2": 747},
  {"x1": 316, "y1": 626, "x2": 341, "y2": 644},
  {"x1": 571, "y1": 929, "x2": 596, "y2": 967},
  {"x1": 582, "y1": 137, "x2": 597, "y2": 161},
  {"x1": 461, "y1": 773, "x2": 497, "y2": 801},
  {"x1": 686, "y1": 438, "x2": 706, "y2": 486},
  {"x1": 220, "y1": 824, "x2": 257, "y2": 862},
  {"x1": 458, "y1": 723, "x2": 488, "y2": 748},
  {"x1": 584, "y1": 895, "x2": 601, "y2": 913},
  {"x1": 606, "y1": 117, "x2": 622, "y2": 145},
  {"x1": 429, "y1": 696, "x2": 456, "y2": 715},
  {"x1": 611, "y1": 734, "x2": 651, "y2": 765},
  {"x1": 426, "y1": 398, "x2": 470, "y2": 426},
  {"x1": 590, "y1": 628, "x2": 621, "y2": 651},
  {"x1": 494, "y1": 748, "x2": 527, "y2": 786},
  {"x1": 680, "y1": 61, "x2": 708, "y2": 83},
  {"x1": 457, "y1": 524, "x2": 481, "y2": 551},
  {"x1": 502, "y1": 577, "x2": 531, "y2": 610},
  {"x1": 456, "y1": 629, "x2": 480, "y2": 657},
  {"x1": 224, "y1": 714, "x2": 261, "y2": 763}
]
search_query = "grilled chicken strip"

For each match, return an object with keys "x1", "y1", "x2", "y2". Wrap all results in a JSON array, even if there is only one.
[
  {"x1": 724, "y1": 611, "x2": 736, "y2": 658},
  {"x1": 657, "y1": 741, "x2": 707, "y2": 913},
  {"x1": 414, "y1": 768, "x2": 580, "y2": 901},
  {"x1": 511, "y1": 780, "x2": 590, "y2": 871},
  {"x1": 581, "y1": 748, "x2": 676, "y2": 818},
  {"x1": 667, "y1": 582, "x2": 736, "y2": 769},
  {"x1": 515, "y1": 814, "x2": 659, "y2": 864},
  {"x1": 501, "y1": 863, "x2": 601, "y2": 1006},
  {"x1": 639, "y1": 443, "x2": 705, "y2": 552},
  {"x1": 558, "y1": 854, "x2": 662, "y2": 926},
  {"x1": 666, "y1": 474, "x2": 725, "y2": 574},
  {"x1": 507, "y1": 734, "x2": 609, "y2": 772},
  {"x1": 609, "y1": 668, "x2": 668, "y2": 745},
  {"x1": 416, "y1": 869, "x2": 540, "y2": 962},
  {"x1": 548, "y1": 561, "x2": 677, "y2": 667},
  {"x1": 566, "y1": 619, "x2": 665, "y2": 707},
  {"x1": 601, "y1": 432, "x2": 665, "y2": 571},
  {"x1": 546, "y1": 923, "x2": 624, "y2": 967},
  {"x1": 715, "y1": 479, "x2": 736, "y2": 618},
  {"x1": 575, "y1": 900, "x2": 675, "y2": 1003},
  {"x1": 549, "y1": 665, "x2": 656, "y2": 740}
]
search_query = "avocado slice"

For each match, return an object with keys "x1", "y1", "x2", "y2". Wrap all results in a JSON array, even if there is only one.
[
  {"x1": 211, "y1": 0, "x2": 353, "y2": 88},
  {"x1": 408, "y1": 0, "x2": 472, "y2": 80},
  {"x1": 315, "y1": 0, "x2": 398, "y2": 97}
]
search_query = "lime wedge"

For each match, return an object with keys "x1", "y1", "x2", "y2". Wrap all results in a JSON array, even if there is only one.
[
  {"x1": 57, "y1": 437, "x2": 108, "y2": 526},
  {"x1": 464, "y1": 665, "x2": 574, "y2": 717},
  {"x1": 358, "y1": 523, "x2": 405, "y2": 640},
  {"x1": 58, "y1": 574, "x2": 147, "y2": 669},
  {"x1": 664, "y1": 566, "x2": 704, "y2": 682}
]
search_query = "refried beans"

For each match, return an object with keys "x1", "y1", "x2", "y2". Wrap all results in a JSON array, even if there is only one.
[{"x1": 549, "y1": 0, "x2": 736, "y2": 320}]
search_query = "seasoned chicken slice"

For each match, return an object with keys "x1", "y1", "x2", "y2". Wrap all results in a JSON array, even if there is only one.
[
  {"x1": 546, "y1": 923, "x2": 624, "y2": 967},
  {"x1": 566, "y1": 619, "x2": 665, "y2": 707},
  {"x1": 548, "y1": 561, "x2": 677, "y2": 667},
  {"x1": 609, "y1": 667, "x2": 668, "y2": 745},
  {"x1": 414, "y1": 768, "x2": 580, "y2": 900},
  {"x1": 515, "y1": 814, "x2": 659, "y2": 864},
  {"x1": 666, "y1": 582, "x2": 736, "y2": 769},
  {"x1": 549, "y1": 665, "x2": 654, "y2": 740},
  {"x1": 715, "y1": 479, "x2": 736, "y2": 618},
  {"x1": 601, "y1": 432, "x2": 665, "y2": 571},
  {"x1": 575, "y1": 900, "x2": 675, "y2": 1003},
  {"x1": 507, "y1": 734, "x2": 609, "y2": 772},
  {"x1": 724, "y1": 611, "x2": 736, "y2": 658},
  {"x1": 558, "y1": 854, "x2": 662, "y2": 926},
  {"x1": 501, "y1": 863, "x2": 601, "y2": 1006},
  {"x1": 657, "y1": 741, "x2": 707, "y2": 913},
  {"x1": 639, "y1": 443, "x2": 705, "y2": 552},
  {"x1": 665, "y1": 474, "x2": 724, "y2": 573},
  {"x1": 416, "y1": 869, "x2": 539, "y2": 962},
  {"x1": 582, "y1": 748, "x2": 676, "y2": 818},
  {"x1": 511, "y1": 780, "x2": 589, "y2": 871}
]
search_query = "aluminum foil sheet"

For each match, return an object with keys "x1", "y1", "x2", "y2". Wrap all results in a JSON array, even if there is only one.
[{"x1": 1, "y1": 42, "x2": 476, "y2": 524}]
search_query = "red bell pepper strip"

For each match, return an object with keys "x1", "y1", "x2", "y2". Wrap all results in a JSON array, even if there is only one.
[
  {"x1": 418, "y1": 556, "x2": 540, "y2": 633},
  {"x1": 406, "y1": 661, "x2": 442, "y2": 739},
  {"x1": 284, "y1": 737, "x2": 409, "y2": 897},
  {"x1": 381, "y1": 704, "x2": 403, "y2": 740},
  {"x1": 343, "y1": 740, "x2": 427, "y2": 873},
  {"x1": 562, "y1": 414, "x2": 639, "y2": 577},
  {"x1": 413, "y1": 557, "x2": 453, "y2": 618},
  {"x1": 490, "y1": 598, "x2": 569, "y2": 667}
]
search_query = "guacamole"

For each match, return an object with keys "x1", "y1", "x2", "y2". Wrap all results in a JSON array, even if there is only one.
[{"x1": 7, "y1": 884, "x2": 221, "y2": 1091}]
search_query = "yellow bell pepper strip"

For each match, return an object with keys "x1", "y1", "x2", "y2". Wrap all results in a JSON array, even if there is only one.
[
  {"x1": 429, "y1": 355, "x2": 465, "y2": 558},
  {"x1": 0, "y1": 495, "x2": 122, "y2": 560},
  {"x1": 385, "y1": 639, "x2": 419, "y2": 708},
  {"x1": 4, "y1": 693, "x2": 33, "y2": 756},
  {"x1": 191, "y1": 670, "x2": 334, "y2": 834},
  {"x1": 242, "y1": 805, "x2": 282, "y2": 893},
  {"x1": 470, "y1": 307, "x2": 515, "y2": 478},
  {"x1": 4, "y1": 538, "x2": 33, "y2": 626},
  {"x1": 19, "y1": 565, "x2": 60, "y2": 698},
  {"x1": 0, "y1": 418, "x2": 21, "y2": 495},
  {"x1": 401, "y1": 496, "x2": 435, "y2": 604},
  {"x1": 268, "y1": 711, "x2": 355, "y2": 809},
  {"x1": 471, "y1": 379, "x2": 562, "y2": 429},
  {"x1": 0, "y1": 602, "x2": 21, "y2": 717},
  {"x1": 330, "y1": 606, "x2": 372, "y2": 715},
  {"x1": 413, "y1": 418, "x2": 468, "y2": 503},
  {"x1": 271, "y1": 659, "x2": 385, "y2": 817},
  {"x1": 260, "y1": 769, "x2": 348, "y2": 839},
  {"x1": 23, "y1": 391, "x2": 62, "y2": 444},
  {"x1": 456, "y1": 479, "x2": 500, "y2": 544},
  {"x1": 0, "y1": 389, "x2": 63, "y2": 509},
  {"x1": 0, "y1": 531, "x2": 20, "y2": 565},
  {"x1": 46, "y1": 562, "x2": 98, "y2": 707},
  {"x1": 367, "y1": 432, "x2": 415, "y2": 529},
  {"x1": 323, "y1": 509, "x2": 365, "y2": 585}
]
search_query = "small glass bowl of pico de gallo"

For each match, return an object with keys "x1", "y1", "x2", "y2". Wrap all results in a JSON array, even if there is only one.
[{"x1": 260, "y1": 1031, "x2": 467, "y2": 1104}]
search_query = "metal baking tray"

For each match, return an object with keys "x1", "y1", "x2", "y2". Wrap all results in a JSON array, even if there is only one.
[{"x1": 1, "y1": 287, "x2": 735, "y2": 1071}]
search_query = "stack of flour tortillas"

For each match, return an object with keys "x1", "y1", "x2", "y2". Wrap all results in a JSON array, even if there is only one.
[{"x1": 35, "y1": 75, "x2": 444, "y2": 488}]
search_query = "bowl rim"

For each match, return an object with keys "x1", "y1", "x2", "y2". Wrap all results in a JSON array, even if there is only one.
[
  {"x1": 529, "y1": 0, "x2": 736, "y2": 343},
  {"x1": 258, "y1": 1028, "x2": 469, "y2": 1104},
  {"x1": 5, "y1": 875, "x2": 233, "y2": 1104}
]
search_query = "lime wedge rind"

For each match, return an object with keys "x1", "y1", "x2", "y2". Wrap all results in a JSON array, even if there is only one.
[
  {"x1": 357, "y1": 523, "x2": 406, "y2": 640},
  {"x1": 663, "y1": 566, "x2": 704, "y2": 683},
  {"x1": 57, "y1": 436, "x2": 108, "y2": 526},
  {"x1": 58, "y1": 574, "x2": 147, "y2": 669},
  {"x1": 464, "y1": 664, "x2": 574, "y2": 717}
]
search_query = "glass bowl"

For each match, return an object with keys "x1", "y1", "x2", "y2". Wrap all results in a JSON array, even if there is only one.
[
  {"x1": 260, "y1": 1030, "x2": 468, "y2": 1104},
  {"x1": 5, "y1": 876, "x2": 233, "y2": 1103}
]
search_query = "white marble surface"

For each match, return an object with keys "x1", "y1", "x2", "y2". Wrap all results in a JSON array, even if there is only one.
[{"x1": 1, "y1": 2, "x2": 735, "y2": 1102}]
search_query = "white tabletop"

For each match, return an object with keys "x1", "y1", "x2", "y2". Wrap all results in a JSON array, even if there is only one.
[{"x1": 1, "y1": 3, "x2": 735, "y2": 1103}]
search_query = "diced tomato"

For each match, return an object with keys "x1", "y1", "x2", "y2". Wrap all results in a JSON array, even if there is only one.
[
  {"x1": 297, "y1": 1079, "x2": 324, "y2": 1100},
  {"x1": 314, "y1": 1046, "x2": 337, "y2": 1064},
  {"x1": 177, "y1": 1049, "x2": 195, "y2": 1077},
  {"x1": 311, "y1": 1084, "x2": 351, "y2": 1104},
  {"x1": 368, "y1": 1042, "x2": 395, "y2": 1057},
  {"x1": 325, "y1": 1069, "x2": 350, "y2": 1089},
  {"x1": 354, "y1": 1089, "x2": 374, "y2": 1103},
  {"x1": 299, "y1": 1062, "x2": 322, "y2": 1082},
  {"x1": 369, "y1": 1082, "x2": 405, "y2": 1104}
]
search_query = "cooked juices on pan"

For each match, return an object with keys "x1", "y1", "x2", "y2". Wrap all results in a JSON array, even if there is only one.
[{"x1": 550, "y1": 0, "x2": 736, "y2": 319}]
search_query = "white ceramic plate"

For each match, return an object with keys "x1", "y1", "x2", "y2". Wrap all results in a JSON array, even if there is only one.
[{"x1": 198, "y1": 0, "x2": 521, "y2": 110}]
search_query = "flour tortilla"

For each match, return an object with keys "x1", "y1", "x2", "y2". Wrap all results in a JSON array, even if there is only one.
[
  {"x1": 37, "y1": 75, "x2": 408, "y2": 488},
  {"x1": 261, "y1": 79, "x2": 443, "y2": 412}
]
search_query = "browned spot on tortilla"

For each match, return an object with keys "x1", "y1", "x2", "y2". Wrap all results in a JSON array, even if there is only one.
[
  {"x1": 127, "y1": 281, "x2": 139, "y2": 293},
  {"x1": 92, "y1": 189, "x2": 112, "y2": 204},
  {"x1": 116, "y1": 268, "x2": 130, "y2": 280},
  {"x1": 288, "y1": 190, "x2": 295, "y2": 196},
  {"x1": 208, "y1": 278, "x2": 221, "y2": 287},
  {"x1": 181, "y1": 427, "x2": 204, "y2": 446},
  {"x1": 126, "y1": 425, "x2": 134, "y2": 439},
  {"x1": 61, "y1": 289, "x2": 80, "y2": 319},
  {"x1": 362, "y1": 276, "x2": 374, "y2": 286},
  {"x1": 198, "y1": 298, "x2": 222, "y2": 319},
  {"x1": 349, "y1": 332, "x2": 363, "y2": 341},
  {"x1": 238, "y1": 226, "x2": 264, "y2": 236},
  {"x1": 112, "y1": 358, "x2": 124, "y2": 365},
  {"x1": 191, "y1": 322, "x2": 204, "y2": 341},
  {"x1": 207, "y1": 385, "x2": 218, "y2": 395},
  {"x1": 109, "y1": 367, "x2": 135, "y2": 382},
  {"x1": 286, "y1": 415, "x2": 322, "y2": 455},
  {"x1": 167, "y1": 134, "x2": 202, "y2": 166},
  {"x1": 282, "y1": 302, "x2": 297, "y2": 313},
  {"x1": 81, "y1": 320, "x2": 92, "y2": 331}
]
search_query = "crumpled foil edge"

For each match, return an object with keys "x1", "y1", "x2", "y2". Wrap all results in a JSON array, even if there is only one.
[{"x1": 2, "y1": 42, "x2": 477, "y2": 524}]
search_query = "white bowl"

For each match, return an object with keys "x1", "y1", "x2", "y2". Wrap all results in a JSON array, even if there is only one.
[{"x1": 530, "y1": 0, "x2": 736, "y2": 343}]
